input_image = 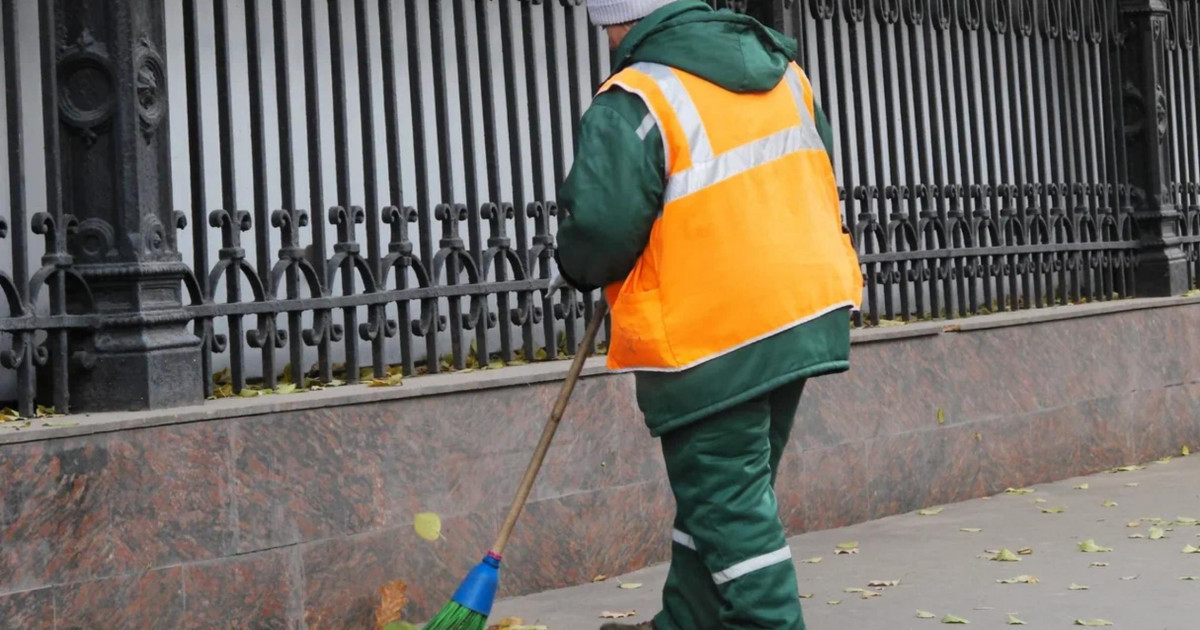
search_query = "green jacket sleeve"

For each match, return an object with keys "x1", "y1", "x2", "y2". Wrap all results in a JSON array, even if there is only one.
[{"x1": 554, "y1": 90, "x2": 665, "y2": 292}]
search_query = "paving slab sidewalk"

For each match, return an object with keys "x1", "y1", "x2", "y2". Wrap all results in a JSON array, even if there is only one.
[{"x1": 492, "y1": 453, "x2": 1200, "y2": 630}]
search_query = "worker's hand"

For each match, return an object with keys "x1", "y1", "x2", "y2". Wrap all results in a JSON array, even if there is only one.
[{"x1": 548, "y1": 271, "x2": 571, "y2": 293}]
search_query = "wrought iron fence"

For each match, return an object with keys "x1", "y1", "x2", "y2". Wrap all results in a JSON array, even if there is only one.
[{"x1": 1, "y1": 0, "x2": 1197, "y2": 417}]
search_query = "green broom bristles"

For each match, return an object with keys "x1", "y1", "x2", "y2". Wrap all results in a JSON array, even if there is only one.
[{"x1": 423, "y1": 600, "x2": 488, "y2": 630}]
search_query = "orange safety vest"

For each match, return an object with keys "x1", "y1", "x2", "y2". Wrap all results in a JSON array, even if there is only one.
[{"x1": 599, "y1": 61, "x2": 862, "y2": 372}]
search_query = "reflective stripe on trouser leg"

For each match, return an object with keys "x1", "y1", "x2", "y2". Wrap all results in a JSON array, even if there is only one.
[
  {"x1": 655, "y1": 526, "x2": 722, "y2": 630},
  {"x1": 654, "y1": 392, "x2": 806, "y2": 630}
]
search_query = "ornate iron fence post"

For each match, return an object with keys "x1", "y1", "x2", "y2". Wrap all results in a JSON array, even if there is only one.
[
  {"x1": 744, "y1": 0, "x2": 787, "y2": 31},
  {"x1": 1120, "y1": 0, "x2": 1189, "y2": 295},
  {"x1": 48, "y1": 1, "x2": 200, "y2": 410}
]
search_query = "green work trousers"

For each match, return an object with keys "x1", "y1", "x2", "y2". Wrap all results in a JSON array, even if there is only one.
[{"x1": 653, "y1": 379, "x2": 807, "y2": 630}]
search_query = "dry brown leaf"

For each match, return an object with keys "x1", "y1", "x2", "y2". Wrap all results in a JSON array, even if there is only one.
[
  {"x1": 1017, "y1": 547, "x2": 1034, "y2": 555},
  {"x1": 996, "y1": 575, "x2": 1038, "y2": 584},
  {"x1": 592, "y1": 575, "x2": 608, "y2": 582},
  {"x1": 861, "y1": 591, "x2": 882, "y2": 599},
  {"x1": 374, "y1": 579, "x2": 409, "y2": 630}
]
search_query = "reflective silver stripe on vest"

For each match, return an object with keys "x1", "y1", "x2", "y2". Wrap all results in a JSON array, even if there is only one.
[
  {"x1": 629, "y1": 62, "x2": 714, "y2": 164},
  {"x1": 637, "y1": 62, "x2": 825, "y2": 204},
  {"x1": 663, "y1": 123, "x2": 826, "y2": 203},
  {"x1": 783, "y1": 65, "x2": 817, "y2": 130}
]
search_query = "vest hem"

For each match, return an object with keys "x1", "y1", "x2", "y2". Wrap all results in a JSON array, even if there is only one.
[{"x1": 645, "y1": 358, "x2": 849, "y2": 438}]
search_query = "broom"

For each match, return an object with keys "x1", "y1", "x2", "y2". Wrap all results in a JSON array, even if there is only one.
[{"x1": 423, "y1": 301, "x2": 609, "y2": 630}]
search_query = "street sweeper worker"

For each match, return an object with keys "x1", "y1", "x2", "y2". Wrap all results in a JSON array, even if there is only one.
[{"x1": 549, "y1": 1, "x2": 862, "y2": 629}]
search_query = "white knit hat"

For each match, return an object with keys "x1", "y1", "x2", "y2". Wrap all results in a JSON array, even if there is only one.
[{"x1": 586, "y1": 0, "x2": 676, "y2": 26}]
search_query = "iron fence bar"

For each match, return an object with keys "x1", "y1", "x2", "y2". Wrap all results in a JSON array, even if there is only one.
[
  {"x1": 273, "y1": 0, "x2": 307, "y2": 386},
  {"x1": 246, "y1": 0, "x2": 280, "y2": 390},
  {"x1": 38, "y1": 0, "x2": 68, "y2": 413},
  {"x1": 450, "y1": 0, "x2": 489, "y2": 370},
  {"x1": 474, "y1": 0, "x2": 515, "y2": 365},
  {"x1": 501, "y1": 0, "x2": 541, "y2": 363},
  {"x1": 301, "y1": 0, "x2": 335, "y2": 384},
  {"x1": 327, "y1": 0, "x2": 365, "y2": 383},
  {"x1": 429, "y1": 0, "x2": 463, "y2": 372},
  {"x1": 183, "y1": 278, "x2": 552, "y2": 319},
  {"x1": 2, "y1": 0, "x2": 35, "y2": 417},
  {"x1": 354, "y1": 0, "x2": 389, "y2": 379},
  {"x1": 213, "y1": 0, "x2": 249, "y2": 392},
  {"x1": 378, "y1": 0, "x2": 417, "y2": 376},
  {"x1": 183, "y1": 0, "x2": 214, "y2": 398},
  {"x1": 403, "y1": 0, "x2": 441, "y2": 375}
]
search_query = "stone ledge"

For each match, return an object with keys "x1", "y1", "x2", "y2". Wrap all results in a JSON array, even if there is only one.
[{"x1": 3, "y1": 296, "x2": 1197, "y2": 447}]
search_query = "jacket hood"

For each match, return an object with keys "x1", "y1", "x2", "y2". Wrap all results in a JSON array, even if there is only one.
[{"x1": 610, "y1": 1, "x2": 797, "y2": 93}]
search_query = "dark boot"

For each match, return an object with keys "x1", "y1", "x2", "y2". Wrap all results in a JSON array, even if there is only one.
[{"x1": 599, "y1": 622, "x2": 654, "y2": 630}]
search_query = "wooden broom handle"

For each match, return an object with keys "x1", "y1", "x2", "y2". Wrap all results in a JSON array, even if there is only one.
[{"x1": 491, "y1": 301, "x2": 608, "y2": 556}]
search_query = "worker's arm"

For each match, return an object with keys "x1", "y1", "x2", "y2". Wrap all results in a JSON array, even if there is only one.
[{"x1": 554, "y1": 90, "x2": 665, "y2": 292}]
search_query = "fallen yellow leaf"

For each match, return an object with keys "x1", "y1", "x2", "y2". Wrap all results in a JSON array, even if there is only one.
[
  {"x1": 1074, "y1": 620, "x2": 1113, "y2": 627},
  {"x1": 1150, "y1": 527, "x2": 1166, "y2": 540},
  {"x1": 941, "y1": 614, "x2": 970, "y2": 624},
  {"x1": 960, "y1": 527, "x2": 983, "y2": 533},
  {"x1": 868, "y1": 579, "x2": 900, "y2": 587},
  {"x1": 991, "y1": 549, "x2": 1021, "y2": 562},
  {"x1": 1005, "y1": 488, "x2": 1035, "y2": 495},
  {"x1": 600, "y1": 611, "x2": 636, "y2": 619},
  {"x1": 1074, "y1": 483, "x2": 1089, "y2": 490},
  {"x1": 368, "y1": 373, "x2": 404, "y2": 387},
  {"x1": 1102, "y1": 501, "x2": 1119, "y2": 508},
  {"x1": 801, "y1": 557, "x2": 822, "y2": 564},
  {"x1": 916, "y1": 610, "x2": 937, "y2": 619},
  {"x1": 996, "y1": 575, "x2": 1038, "y2": 584},
  {"x1": 1042, "y1": 506, "x2": 1066, "y2": 514},
  {"x1": 1078, "y1": 539, "x2": 1113, "y2": 553},
  {"x1": 827, "y1": 600, "x2": 841, "y2": 606},
  {"x1": 1069, "y1": 583, "x2": 1089, "y2": 591},
  {"x1": 414, "y1": 512, "x2": 442, "y2": 542},
  {"x1": 918, "y1": 507, "x2": 945, "y2": 516},
  {"x1": 618, "y1": 583, "x2": 643, "y2": 590},
  {"x1": 1006, "y1": 613, "x2": 1026, "y2": 625}
]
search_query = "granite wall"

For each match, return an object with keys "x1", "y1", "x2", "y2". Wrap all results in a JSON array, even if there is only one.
[{"x1": 2, "y1": 300, "x2": 1200, "y2": 628}]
